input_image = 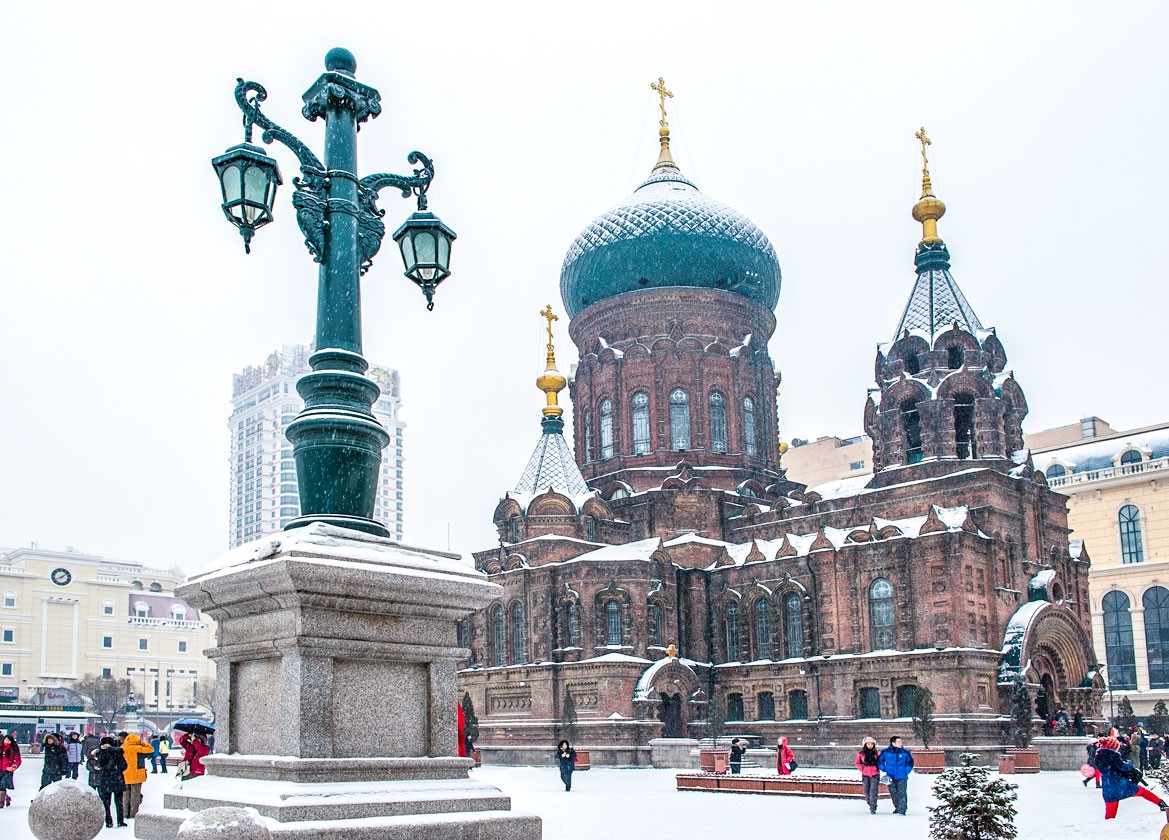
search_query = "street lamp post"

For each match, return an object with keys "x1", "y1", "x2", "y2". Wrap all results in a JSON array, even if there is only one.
[{"x1": 212, "y1": 48, "x2": 456, "y2": 538}]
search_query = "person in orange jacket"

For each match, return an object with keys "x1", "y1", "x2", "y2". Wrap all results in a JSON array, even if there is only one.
[{"x1": 119, "y1": 732, "x2": 154, "y2": 819}]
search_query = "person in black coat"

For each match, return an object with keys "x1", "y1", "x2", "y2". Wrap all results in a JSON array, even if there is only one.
[
  {"x1": 39, "y1": 734, "x2": 68, "y2": 790},
  {"x1": 729, "y1": 738, "x2": 746, "y2": 775},
  {"x1": 556, "y1": 740, "x2": 577, "y2": 791},
  {"x1": 94, "y1": 737, "x2": 128, "y2": 828}
]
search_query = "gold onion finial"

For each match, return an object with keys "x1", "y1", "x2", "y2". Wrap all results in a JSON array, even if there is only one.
[
  {"x1": 536, "y1": 304, "x2": 566, "y2": 417},
  {"x1": 911, "y1": 126, "x2": 946, "y2": 245},
  {"x1": 650, "y1": 76, "x2": 677, "y2": 170}
]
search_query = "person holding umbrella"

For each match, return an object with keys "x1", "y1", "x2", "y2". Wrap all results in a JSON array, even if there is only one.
[{"x1": 173, "y1": 718, "x2": 214, "y2": 780}]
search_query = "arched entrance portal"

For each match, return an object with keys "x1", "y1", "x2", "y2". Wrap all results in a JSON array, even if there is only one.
[{"x1": 633, "y1": 656, "x2": 707, "y2": 737}]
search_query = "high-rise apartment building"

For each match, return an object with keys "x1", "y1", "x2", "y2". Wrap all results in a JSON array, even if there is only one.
[{"x1": 228, "y1": 345, "x2": 405, "y2": 547}]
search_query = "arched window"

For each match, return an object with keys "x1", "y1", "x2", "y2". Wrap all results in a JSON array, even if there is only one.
[
  {"x1": 1120, "y1": 505, "x2": 1144, "y2": 564},
  {"x1": 135, "y1": 602, "x2": 150, "y2": 619},
  {"x1": 784, "y1": 593, "x2": 804, "y2": 659},
  {"x1": 896, "y1": 684, "x2": 918, "y2": 718},
  {"x1": 1145, "y1": 586, "x2": 1169, "y2": 689},
  {"x1": 669, "y1": 389, "x2": 690, "y2": 450},
  {"x1": 131, "y1": 580, "x2": 144, "y2": 591},
  {"x1": 743, "y1": 397, "x2": 757, "y2": 457},
  {"x1": 149, "y1": 582, "x2": 163, "y2": 593},
  {"x1": 491, "y1": 605, "x2": 506, "y2": 666},
  {"x1": 599, "y1": 398, "x2": 614, "y2": 459},
  {"x1": 1121, "y1": 449, "x2": 1143, "y2": 471},
  {"x1": 788, "y1": 690, "x2": 808, "y2": 720},
  {"x1": 171, "y1": 605, "x2": 186, "y2": 621},
  {"x1": 709, "y1": 392, "x2": 727, "y2": 453},
  {"x1": 583, "y1": 411, "x2": 593, "y2": 463},
  {"x1": 631, "y1": 391, "x2": 651, "y2": 454},
  {"x1": 954, "y1": 393, "x2": 977, "y2": 459},
  {"x1": 754, "y1": 600, "x2": 772, "y2": 659},
  {"x1": 605, "y1": 601, "x2": 622, "y2": 646},
  {"x1": 1103, "y1": 590, "x2": 1137, "y2": 690},
  {"x1": 901, "y1": 399, "x2": 922, "y2": 464},
  {"x1": 756, "y1": 691, "x2": 775, "y2": 720},
  {"x1": 561, "y1": 602, "x2": 580, "y2": 648},
  {"x1": 1046, "y1": 464, "x2": 1066, "y2": 479},
  {"x1": 947, "y1": 345, "x2": 964, "y2": 369},
  {"x1": 508, "y1": 517, "x2": 519, "y2": 543},
  {"x1": 869, "y1": 578, "x2": 895, "y2": 650},
  {"x1": 510, "y1": 602, "x2": 524, "y2": 665},
  {"x1": 724, "y1": 602, "x2": 740, "y2": 661},
  {"x1": 647, "y1": 601, "x2": 663, "y2": 647}
]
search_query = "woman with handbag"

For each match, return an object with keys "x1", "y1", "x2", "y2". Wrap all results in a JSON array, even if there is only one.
[
  {"x1": 855, "y1": 736, "x2": 881, "y2": 814},
  {"x1": 178, "y1": 732, "x2": 210, "y2": 780},
  {"x1": 0, "y1": 734, "x2": 20, "y2": 807},
  {"x1": 776, "y1": 736, "x2": 795, "y2": 775}
]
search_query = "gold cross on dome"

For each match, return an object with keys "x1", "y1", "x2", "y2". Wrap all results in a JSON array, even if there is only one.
[
  {"x1": 915, "y1": 126, "x2": 932, "y2": 171},
  {"x1": 539, "y1": 304, "x2": 558, "y2": 347},
  {"x1": 651, "y1": 76, "x2": 674, "y2": 130}
]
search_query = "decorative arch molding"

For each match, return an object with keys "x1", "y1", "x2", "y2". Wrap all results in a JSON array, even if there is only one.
[
  {"x1": 527, "y1": 490, "x2": 578, "y2": 517},
  {"x1": 998, "y1": 601, "x2": 1096, "y2": 695},
  {"x1": 493, "y1": 496, "x2": 522, "y2": 523},
  {"x1": 503, "y1": 553, "x2": 528, "y2": 571},
  {"x1": 932, "y1": 324, "x2": 981, "y2": 354},
  {"x1": 580, "y1": 496, "x2": 612, "y2": 520},
  {"x1": 936, "y1": 371, "x2": 996, "y2": 401},
  {"x1": 878, "y1": 378, "x2": 932, "y2": 413}
]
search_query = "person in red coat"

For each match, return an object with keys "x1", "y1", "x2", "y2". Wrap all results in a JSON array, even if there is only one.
[
  {"x1": 0, "y1": 734, "x2": 20, "y2": 808},
  {"x1": 776, "y1": 736, "x2": 795, "y2": 775},
  {"x1": 177, "y1": 733, "x2": 210, "y2": 779}
]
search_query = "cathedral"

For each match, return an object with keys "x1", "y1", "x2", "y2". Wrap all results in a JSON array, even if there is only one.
[{"x1": 457, "y1": 86, "x2": 1101, "y2": 763}]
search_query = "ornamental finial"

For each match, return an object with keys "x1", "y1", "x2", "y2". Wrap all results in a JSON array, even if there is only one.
[
  {"x1": 911, "y1": 126, "x2": 946, "y2": 245},
  {"x1": 665, "y1": 643, "x2": 678, "y2": 659},
  {"x1": 536, "y1": 305, "x2": 566, "y2": 418},
  {"x1": 650, "y1": 76, "x2": 677, "y2": 171}
]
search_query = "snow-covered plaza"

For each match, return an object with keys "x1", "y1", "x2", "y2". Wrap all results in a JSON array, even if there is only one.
[{"x1": 2, "y1": 756, "x2": 1166, "y2": 839}]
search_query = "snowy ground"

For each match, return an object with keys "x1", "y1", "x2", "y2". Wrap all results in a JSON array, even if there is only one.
[{"x1": 1, "y1": 755, "x2": 1166, "y2": 839}]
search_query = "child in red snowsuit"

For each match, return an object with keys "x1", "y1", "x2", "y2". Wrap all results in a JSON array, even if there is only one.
[{"x1": 1095, "y1": 735, "x2": 1168, "y2": 820}]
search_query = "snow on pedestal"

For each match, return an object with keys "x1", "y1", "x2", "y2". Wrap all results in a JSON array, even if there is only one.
[{"x1": 134, "y1": 523, "x2": 540, "y2": 840}]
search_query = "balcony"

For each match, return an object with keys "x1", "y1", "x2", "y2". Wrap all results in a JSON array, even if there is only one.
[
  {"x1": 1047, "y1": 455, "x2": 1169, "y2": 489},
  {"x1": 127, "y1": 616, "x2": 208, "y2": 631}
]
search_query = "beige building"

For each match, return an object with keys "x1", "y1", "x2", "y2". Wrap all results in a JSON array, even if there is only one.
[
  {"x1": 781, "y1": 434, "x2": 873, "y2": 488},
  {"x1": 1032, "y1": 420, "x2": 1169, "y2": 716},
  {"x1": 0, "y1": 545, "x2": 216, "y2": 726}
]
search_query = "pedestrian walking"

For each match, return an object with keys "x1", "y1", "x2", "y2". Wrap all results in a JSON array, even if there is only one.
[
  {"x1": 0, "y1": 734, "x2": 20, "y2": 808},
  {"x1": 729, "y1": 738, "x2": 745, "y2": 775},
  {"x1": 1151, "y1": 735, "x2": 1164, "y2": 770},
  {"x1": 855, "y1": 736, "x2": 881, "y2": 815},
  {"x1": 81, "y1": 732, "x2": 101, "y2": 788},
  {"x1": 94, "y1": 736, "x2": 128, "y2": 828},
  {"x1": 150, "y1": 734, "x2": 162, "y2": 773},
  {"x1": 65, "y1": 732, "x2": 83, "y2": 780},
  {"x1": 878, "y1": 735, "x2": 914, "y2": 815},
  {"x1": 177, "y1": 732, "x2": 210, "y2": 780},
  {"x1": 1094, "y1": 734, "x2": 1168, "y2": 821},
  {"x1": 1136, "y1": 727, "x2": 1150, "y2": 771},
  {"x1": 775, "y1": 736, "x2": 795, "y2": 775},
  {"x1": 158, "y1": 734, "x2": 171, "y2": 774},
  {"x1": 1073, "y1": 712, "x2": 1086, "y2": 737},
  {"x1": 120, "y1": 732, "x2": 154, "y2": 818},
  {"x1": 556, "y1": 740, "x2": 577, "y2": 791},
  {"x1": 40, "y1": 733, "x2": 68, "y2": 790}
]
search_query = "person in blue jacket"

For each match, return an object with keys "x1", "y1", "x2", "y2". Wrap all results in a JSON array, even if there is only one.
[
  {"x1": 877, "y1": 735, "x2": 914, "y2": 815},
  {"x1": 1094, "y1": 734, "x2": 1168, "y2": 821}
]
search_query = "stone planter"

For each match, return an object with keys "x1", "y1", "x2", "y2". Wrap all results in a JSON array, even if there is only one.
[
  {"x1": 575, "y1": 749, "x2": 591, "y2": 771},
  {"x1": 1006, "y1": 748, "x2": 1040, "y2": 773},
  {"x1": 913, "y1": 748, "x2": 946, "y2": 774}
]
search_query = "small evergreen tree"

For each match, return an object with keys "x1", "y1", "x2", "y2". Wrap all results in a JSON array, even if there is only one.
[
  {"x1": 1116, "y1": 696, "x2": 1138, "y2": 732},
  {"x1": 1009, "y1": 674, "x2": 1033, "y2": 748},
  {"x1": 559, "y1": 691, "x2": 580, "y2": 745},
  {"x1": 928, "y1": 752, "x2": 1018, "y2": 840},
  {"x1": 912, "y1": 686, "x2": 938, "y2": 749},
  {"x1": 705, "y1": 693, "x2": 727, "y2": 742},
  {"x1": 461, "y1": 692, "x2": 479, "y2": 745},
  {"x1": 1149, "y1": 700, "x2": 1169, "y2": 735}
]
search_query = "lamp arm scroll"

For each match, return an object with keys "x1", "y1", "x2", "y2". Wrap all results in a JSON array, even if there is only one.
[
  {"x1": 360, "y1": 151, "x2": 436, "y2": 210},
  {"x1": 234, "y1": 79, "x2": 324, "y2": 172}
]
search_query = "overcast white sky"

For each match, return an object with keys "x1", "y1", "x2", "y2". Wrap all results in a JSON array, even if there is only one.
[{"x1": 2, "y1": 2, "x2": 1166, "y2": 573}]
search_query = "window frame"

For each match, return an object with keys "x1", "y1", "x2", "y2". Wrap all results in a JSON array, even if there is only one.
[
  {"x1": 709, "y1": 391, "x2": 728, "y2": 454},
  {"x1": 631, "y1": 391, "x2": 651, "y2": 455},
  {"x1": 1120, "y1": 504, "x2": 1145, "y2": 564},
  {"x1": 1102, "y1": 590, "x2": 1137, "y2": 690},
  {"x1": 868, "y1": 578, "x2": 896, "y2": 650},
  {"x1": 669, "y1": 388, "x2": 691, "y2": 450}
]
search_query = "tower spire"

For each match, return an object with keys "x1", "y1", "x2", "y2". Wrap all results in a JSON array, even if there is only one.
[
  {"x1": 536, "y1": 304, "x2": 566, "y2": 424},
  {"x1": 911, "y1": 126, "x2": 946, "y2": 245},
  {"x1": 650, "y1": 76, "x2": 677, "y2": 170}
]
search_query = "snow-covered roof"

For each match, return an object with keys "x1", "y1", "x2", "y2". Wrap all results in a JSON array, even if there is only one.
[
  {"x1": 562, "y1": 537, "x2": 662, "y2": 564},
  {"x1": 632, "y1": 656, "x2": 705, "y2": 701},
  {"x1": 893, "y1": 256, "x2": 983, "y2": 341},
  {"x1": 999, "y1": 600, "x2": 1049, "y2": 684},
  {"x1": 1033, "y1": 424, "x2": 1169, "y2": 474}
]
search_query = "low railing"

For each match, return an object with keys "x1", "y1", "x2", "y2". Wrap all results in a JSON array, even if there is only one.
[
  {"x1": 127, "y1": 616, "x2": 208, "y2": 631},
  {"x1": 1047, "y1": 456, "x2": 1168, "y2": 489}
]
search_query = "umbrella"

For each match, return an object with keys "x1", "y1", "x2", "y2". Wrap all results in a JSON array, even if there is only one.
[{"x1": 171, "y1": 718, "x2": 215, "y2": 736}]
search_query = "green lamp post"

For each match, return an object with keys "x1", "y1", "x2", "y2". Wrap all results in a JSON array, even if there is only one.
[{"x1": 211, "y1": 48, "x2": 456, "y2": 538}]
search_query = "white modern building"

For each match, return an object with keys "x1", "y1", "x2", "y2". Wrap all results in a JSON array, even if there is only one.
[{"x1": 228, "y1": 345, "x2": 405, "y2": 547}]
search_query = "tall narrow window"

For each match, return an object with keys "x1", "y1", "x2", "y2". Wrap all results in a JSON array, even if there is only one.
[
  {"x1": 647, "y1": 601, "x2": 662, "y2": 646},
  {"x1": 457, "y1": 617, "x2": 472, "y2": 650},
  {"x1": 955, "y1": 393, "x2": 977, "y2": 459},
  {"x1": 947, "y1": 345, "x2": 964, "y2": 369},
  {"x1": 901, "y1": 399, "x2": 922, "y2": 464},
  {"x1": 632, "y1": 391, "x2": 651, "y2": 454},
  {"x1": 583, "y1": 410, "x2": 593, "y2": 463},
  {"x1": 1120, "y1": 505, "x2": 1144, "y2": 564},
  {"x1": 756, "y1": 691, "x2": 775, "y2": 720},
  {"x1": 859, "y1": 686, "x2": 881, "y2": 718},
  {"x1": 606, "y1": 601, "x2": 622, "y2": 646},
  {"x1": 1145, "y1": 586, "x2": 1169, "y2": 689},
  {"x1": 896, "y1": 684, "x2": 918, "y2": 718},
  {"x1": 905, "y1": 354, "x2": 921, "y2": 375},
  {"x1": 788, "y1": 690, "x2": 808, "y2": 720},
  {"x1": 510, "y1": 602, "x2": 524, "y2": 665},
  {"x1": 754, "y1": 600, "x2": 772, "y2": 659},
  {"x1": 709, "y1": 392, "x2": 727, "y2": 453},
  {"x1": 561, "y1": 602, "x2": 580, "y2": 648},
  {"x1": 869, "y1": 578, "x2": 895, "y2": 650},
  {"x1": 727, "y1": 693, "x2": 744, "y2": 721},
  {"x1": 599, "y1": 399, "x2": 614, "y2": 459},
  {"x1": 491, "y1": 605, "x2": 506, "y2": 666},
  {"x1": 743, "y1": 397, "x2": 757, "y2": 457},
  {"x1": 1103, "y1": 590, "x2": 1137, "y2": 690},
  {"x1": 670, "y1": 389, "x2": 690, "y2": 450},
  {"x1": 785, "y1": 593, "x2": 804, "y2": 659},
  {"x1": 724, "y1": 602, "x2": 740, "y2": 661}
]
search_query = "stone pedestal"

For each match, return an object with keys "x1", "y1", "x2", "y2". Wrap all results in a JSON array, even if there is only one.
[
  {"x1": 135, "y1": 524, "x2": 540, "y2": 840},
  {"x1": 649, "y1": 737, "x2": 699, "y2": 769}
]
